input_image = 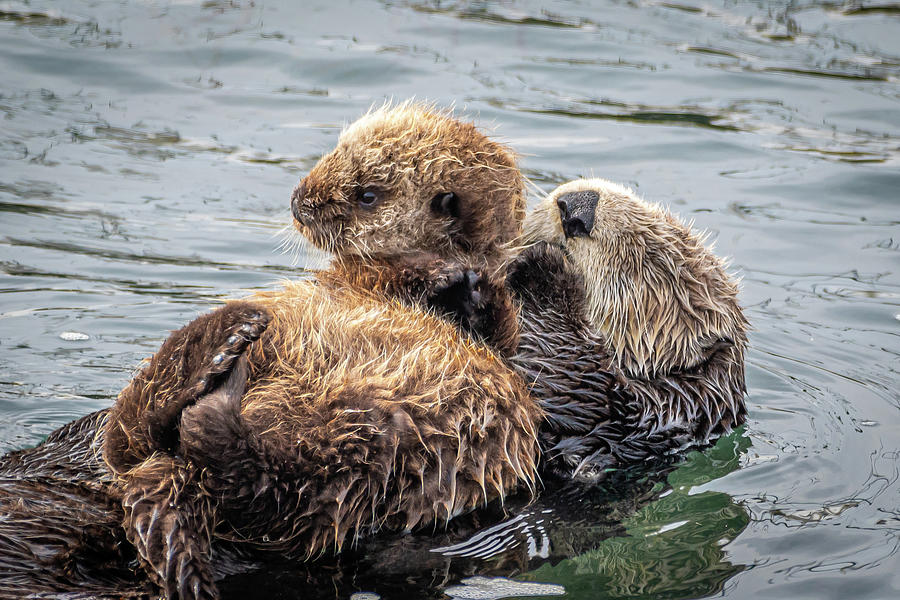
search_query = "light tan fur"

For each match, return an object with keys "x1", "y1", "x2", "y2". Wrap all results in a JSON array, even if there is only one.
[
  {"x1": 239, "y1": 279, "x2": 540, "y2": 534},
  {"x1": 523, "y1": 178, "x2": 748, "y2": 378}
]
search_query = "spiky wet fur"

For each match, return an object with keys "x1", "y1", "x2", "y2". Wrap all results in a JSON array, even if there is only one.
[
  {"x1": 294, "y1": 101, "x2": 524, "y2": 354},
  {"x1": 100, "y1": 102, "x2": 534, "y2": 599},
  {"x1": 523, "y1": 178, "x2": 747, "y2": 378},
  {"x1": 0, "y1": 411, "x2": 149, "y2": 598},
  {"x1": 296, "y1": 101, "x2": 524, "y2": 263},
  {"x1": 7, "y1": 177, "x2": 748, "y2": 597},
  {"x1": 510, "y1": 178, "x2": 748, "y2": 477},
  {"x1": 102, "y1": 280, "x2": 540, "y2": 599}
]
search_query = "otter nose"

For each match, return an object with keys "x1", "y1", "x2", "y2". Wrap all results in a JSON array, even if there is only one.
[
  {"x1": 556, "y1": 190, "x2": 599, "y2": 238},
  {"x1": 291, "y1": 180, "x2": 307, "y2": 224}
]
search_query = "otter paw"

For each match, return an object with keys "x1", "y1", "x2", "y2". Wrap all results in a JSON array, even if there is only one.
[
  {"x1": 430, "y1": 268, "x2": 484, "y2": 320},
  {"x1": 191, "y1": 305, "x2": 270, "y2": 397}
]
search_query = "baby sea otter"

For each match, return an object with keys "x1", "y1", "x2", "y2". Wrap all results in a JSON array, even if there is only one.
[
  {"x1": 105, "y1": 102, "x2": 525, "y2": 469},
  {"x1": 102, "y1": 104, "x2": 537, "y2": 599},
  {"x1": 293, "y1": 101, "x2": 524, "y2": 355},
  {"x1": 104, "y1": 103, "x2": 525, "y2": 471}
]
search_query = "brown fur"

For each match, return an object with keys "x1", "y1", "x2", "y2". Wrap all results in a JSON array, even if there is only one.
[
  {"x1": 101, "y1": 102, "x2": 537, "y2": 599},
  {"x1": 103, "y1": 282, "x2": 540, "y2": 599},
  {"x1": 99, "y1": 165, "x2": 747, "y2": 598},
  {"x1": 292, "y1": 102, "x2": 525, "y2": 354},
  {"x1": 104, "y1": 303, "x2": 270, "y2": 470},
  {"x1": 295, "y1": 101, "x2": 524, "y2": 263}
]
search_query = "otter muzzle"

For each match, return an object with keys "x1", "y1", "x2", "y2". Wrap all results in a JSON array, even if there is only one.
[
  {"x1": 290, "y1": 180, "x2": 307, "y2": 224},
  {"x1": 556, "y1": 190, "x2": 599, "y2": 238}
]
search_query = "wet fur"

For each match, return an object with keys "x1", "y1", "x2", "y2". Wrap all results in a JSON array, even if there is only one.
[
  {"x1": 97, "y1": 179, "x2": 746, "y2": 596},
  {"x1": 511, "y1": 178, "x2": 747, "y2": 477},
  {"x1": 293, "y1": 102, "x2": 525, "y2": 355},
  {"x1": 103, "y1": 281, "x2": 540, "y2": 599},
  {"x1": 524, "y1": 178, "x2": 748, "y2": 378},
  {"x1": 100, "y1": 102, "x2": 537, "y2": 599},
  {"x1": 0, "y1": 123, "x2": 747, "y2": 600}
]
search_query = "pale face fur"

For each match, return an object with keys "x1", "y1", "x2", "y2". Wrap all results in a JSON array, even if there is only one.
[
  {"x1": 293, "y1": 102, "x2": 525, "y2": 265},
  {"x1": 524, "y1": 178, "x2": 748, "y2": 377}
]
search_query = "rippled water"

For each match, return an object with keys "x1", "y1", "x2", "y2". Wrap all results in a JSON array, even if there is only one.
[{"x1": 1, "y1": 1, "x2": 898, "y2": 599}]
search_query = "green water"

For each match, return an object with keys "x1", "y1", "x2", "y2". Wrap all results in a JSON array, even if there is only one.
[{"x1": 1, "y1": 1, "x2": 898, "y2": 599}]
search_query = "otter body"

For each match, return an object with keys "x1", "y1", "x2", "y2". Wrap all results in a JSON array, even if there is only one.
[
  {"x1": 103, "y1": 282, "x2": 539, "y2": 599},
  {"x1": 0, "y1": 411, "x2": 146, "y2": 599},
  {"x1": 101, "y1": 103, "x2": 539, "y2": 598},
  {"x1": 106, "y1": 102, "x2": 527, "y2": 476},
  {"x1": 97, "y1": 179, "x2": 745, "y2": 599}
]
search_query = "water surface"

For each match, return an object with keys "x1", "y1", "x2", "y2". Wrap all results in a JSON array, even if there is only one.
[{"x1": 1, "y1": 1, "x2": 898, "y2": 599}]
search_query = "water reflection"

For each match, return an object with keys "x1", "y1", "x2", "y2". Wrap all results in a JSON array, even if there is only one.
[{"x1": 217, "y1": 432, "x2": 751, "y2": 600}]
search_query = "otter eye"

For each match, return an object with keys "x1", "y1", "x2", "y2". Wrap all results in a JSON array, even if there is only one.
[{"x1": 359, "y1": 190, "x2": 379, "y2": 208}]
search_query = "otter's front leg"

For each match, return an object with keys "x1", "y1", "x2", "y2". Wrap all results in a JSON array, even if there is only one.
[
  {"x1": 391, "y1": 258, "x2": 520, "y2": 356},
  {"x1": 121, "y1": 455, "x2": 218, "y2": 600},
  {"x1": 105, "y1": 302, "x2": 269, "y2": 472}
]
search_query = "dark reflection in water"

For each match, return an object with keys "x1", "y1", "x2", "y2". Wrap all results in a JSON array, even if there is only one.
[
  {"x1": 220, "y1": 433, "x2": 750, "y2": 600},
  {"x1": 1, "y1": 1, "x2": 899, "y2": 599}
]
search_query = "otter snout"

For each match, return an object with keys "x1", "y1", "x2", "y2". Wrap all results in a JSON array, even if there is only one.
[
  {"x1": 557, "y1": 190, "x2": 598, "y2": 238},
  {"x1": 290, "y1": 180, "x2": 307, "y2": 224}
]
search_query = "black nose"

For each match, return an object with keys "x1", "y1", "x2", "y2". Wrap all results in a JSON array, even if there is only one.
[
  {"x1": 556, "y1": 190, "x2": 599, "y2": 238},
  {"x1": 291, "y1": 180, "x2": 306, "y2": 223}
]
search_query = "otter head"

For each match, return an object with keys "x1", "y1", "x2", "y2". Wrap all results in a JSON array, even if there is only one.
[
  {"x1": 524, "y1": 178, "x2": 748, "y2": 377},
  {"x1": 291, "y1": 102, "x2": 525, "y2": 264}
]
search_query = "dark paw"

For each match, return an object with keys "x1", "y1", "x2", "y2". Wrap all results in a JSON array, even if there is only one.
[
  {"x1": 191, "y1": 305, "x2": 270, "y2": 397},
  {"x1": 508, "y1": 241, "x2": 577, "y2": 304},
  {"x1": 431, "y1": 268, "x2": 483, "y2": 320},
  {"x1": 510, "y1": 242, "x2": 567, "y2": 279},
  {"x1": 144, "y1": 304, "x2": 270, "y2": 453}
]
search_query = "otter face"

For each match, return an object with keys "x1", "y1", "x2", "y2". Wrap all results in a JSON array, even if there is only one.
[
  {"x1": 524, "y1": 178, "x2": 748, "y2": 377},
  {"x1": 291, "y1": 102, "x2": 525, "y2": 262}
]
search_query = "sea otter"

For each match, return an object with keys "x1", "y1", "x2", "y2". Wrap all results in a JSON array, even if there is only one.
[
  {"x1": 91, "y1": 164, "x2": 746, "y2": 599},
  {"x1": 104, "y1": 102, "x2": 526, "y2": 474},
  {"x1": 100, "y1": 103, "x2": 537, "y2": 599},
  {"x1": 292, "y1": 100, "x2": 524, "y2": 356},
  {"x1": 508, "y1": 178, "x2": 748, "y2": 477}
]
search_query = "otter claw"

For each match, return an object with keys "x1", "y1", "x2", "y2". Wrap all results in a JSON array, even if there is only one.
[{"x1": 465, "y1": 270, "x2": 482, "y2": 305}]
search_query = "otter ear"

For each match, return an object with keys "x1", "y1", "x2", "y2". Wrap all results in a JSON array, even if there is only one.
[{"x1": 430, "y1": 191, "x2": 461, "y2": 219}]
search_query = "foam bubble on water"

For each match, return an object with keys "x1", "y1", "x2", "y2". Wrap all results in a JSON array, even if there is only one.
[
  {"x1": 444, "y1": 576, "x2": 565, "y2": 599},
  {"x1": 59, "y1": 331, "x2": 90, "y2": 342}
]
